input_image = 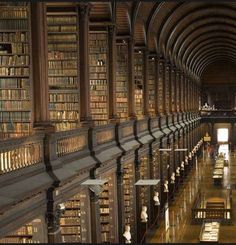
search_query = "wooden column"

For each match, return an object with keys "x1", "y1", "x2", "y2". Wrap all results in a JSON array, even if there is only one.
[
  {"x1": 128, "y1": 37, "x2": 136, "y2": 118},
  {"x1": 31, "y1": 2, "x2": 52, "y2": 130},
  {"x1": 143, "y1": 49, "x2": 149, "y2": 116},
  {"x1": 108, "y1": 25, "x2": 118, "y2": 121},
  {"x1": 78, "y1": 4, "x2": 92, "y2": 124}
]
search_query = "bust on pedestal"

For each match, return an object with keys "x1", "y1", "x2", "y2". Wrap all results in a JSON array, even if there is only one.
[
  {"x1": 181, "y1": 161, "x2": 185, "y2": 170},
  {"x1": 171, "y1": 173, "x2": 175, "y2": 184},
  {"x1": 164, "y1": 180, "x2": 169, "y2": 192},
  {"x1": 153, "y1": 191, "x2": 160, "y2": 206},
  {"x1": 176, "y1": 167, "x2": 180, "y2": 176},
  {"x1": 141, "y1": 206, "x2": 148, "y2": 223},
  {"x1": 123, "y1": 225, "x2": 131, "y2": 244}
]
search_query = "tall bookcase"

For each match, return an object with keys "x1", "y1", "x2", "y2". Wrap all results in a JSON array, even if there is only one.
[
  {"x1": 0, "y1": 223, "x2": 33, "y2": 243},
  {"x1": 99, "y1": 172, "x2": 117, "y2": 243},
  {"x1": 47, "y1": 7, "x2": 80, "y2": 131},
  {"x1": 139, "y1": 156, "x2": 150, "y2": 210},
  {"x1": 116, "y1": 40, "x2": 128, "y2": 121},
  {"x1": 134, "y1": 50, "x2": 144, "y2": 118},
  {"x1": 122, "y1": 161, "x2": 136, "y2": 240},
  {"x1": 165, "y1": 65, "x2": 170, "y2": 114},
  {"x1": 158, "y1": 61, "x2": 164, "y2": 115},
  {"x1": 148, "y1": 58, "x2": 156, "y2": 117},
  {"x1": 60, "y1": 190, "x2": 90, "y2": 243},
  {"x1": 171, "y1": 69, "x2": 175, "y2": 112},
  {"x1": 89, "y1": 29, "x2": 108, "y2": 126},
  {"x1": 0, "y1": 2, "x2": 31, "y2": 139}
]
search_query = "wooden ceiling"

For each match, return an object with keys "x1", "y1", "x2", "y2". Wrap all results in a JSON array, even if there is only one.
[{"x1": 46, "y1": 1, "x2": 236, "y2": 82}]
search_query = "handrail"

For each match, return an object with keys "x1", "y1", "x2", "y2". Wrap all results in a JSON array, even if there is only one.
[{"x1": 0, "y1": 134, "x2": 44, "y2": 174}]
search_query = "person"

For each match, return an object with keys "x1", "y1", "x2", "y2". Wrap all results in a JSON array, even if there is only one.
[{"x1": 123, "y1": 225, "x2": 131, "y2": 243}]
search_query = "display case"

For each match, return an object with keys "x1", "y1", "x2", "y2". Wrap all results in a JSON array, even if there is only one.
[
  {"x1": 60, "y1": 189, "x2": 90, "y2": 243},
  {"x1": 199, "y1": 221, "x2": 220, "y2": 243},
  {"x1": 0, "y1": 2, "x2": 31, "y2": 139},
  {"x1": 98, "y1": 172, "x2": 118, "y2": 243},
  {"x1": 89, "y1": 30, "x2": 108, "y2": 125},
  {"x1": 122, "y1": 161, "x2": 136, "y2": 241},
  {"x1": 47, "y1": 7, "x2": 80, "y2": 131},
  {"x1": 148, "y1": 57, "x2": 156, "y2": 117},
  {"x1": 134, "y1": 50, "x2": 144, "y2": 118},
  {"x1": 116, "y1": 40, "x2": 128, "y2": 120}
]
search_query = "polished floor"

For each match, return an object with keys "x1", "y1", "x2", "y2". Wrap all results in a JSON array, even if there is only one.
[{"x1": 147, "y1": 145, "x2": 236, "y2": 243}]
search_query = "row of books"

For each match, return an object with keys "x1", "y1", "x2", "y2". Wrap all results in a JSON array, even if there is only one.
[
  {"x1": 90, "y1": 66, "x2": 107, "y2": 73},
  {"x1": 48, "y1": 43, "x2": 77, "y2": 52},
  {"x1": 0, "y1": 43, "x2": 29, "y2": 54},
  {"x1": 0, "y1": 100, "x2": 30, "y2": 110},
  {"x1": 89, "y1": 47, "x2": 107, "y2": 53},
  {"x1": 0, "y1": 20, "x2": 28, "y2": 30},
  {"x1": 49, "y1": 111, "x2": 79, "y2": 120},
  {"x1": 62, "y1": 235, "x2": 81, "y2": 243},
  {"x1": 47, "y1": 16, "x2": 77, "y2": 25},
  {"x1": 90, "y1": 80, "x2": 107, "y2": 85},
  {"x1": 90, "y1": 102, "x2": 107, "y2": 108},
  {"x1": 48, "y1": 60, "x2": 77, "y2": 69},
  {"x1": 0, "y1": 78, "x2": 29, "y2": 88},
  {"x1": 48, "y1": 51, "x2": 77, "y2": 60},
  {"x1": 0, "y1": 111, "x2": 30, "y2": 121},
  {"x1": 0, "y1": 8, "x2": 28, "y2": 19},
  {"x1": 49, "y1": 93, "x2": 78, "y2": 102},
  {"x1": 0, "y1": 89, "x2": 29, "y2": 99},
  {"x1": 61, "y1": 226, "x2": 80, "y2": 234},
  {"x1": 90, "y1": 95, "x2": 107, "y2": 101},
  {"x1": 47, "y1": 25, "x2": 77, "y2": 33},
  {"x1": 91, "y1": 108, "x2": 107, "y2": 114},
  {"x1": 0, "y1": 67, "x2": 29, "y2": 76},
  {"x1": 47, "y1": 34, "x2": 77, "y2": 42},
  {"x1": 0, "y1": 55, "x2": 29, "y2": 66},
  {"x1": 60, "y1": 218, "x2": 81, "y2": 226},
  {"x1": 48, "y1": 69, "x2": 77, "y2": 76},
  {"x1": 48, "y1": 77, "x2": 78, "y2": 87},
  {"x1": 49, "y1": 103, "x2": 78, "y2": 110},
  {"x1": 0, "y1": 32, "x2": 28, "y2": 42},
  {"x1": 0, "y1": 122, "x2": 30, "y2": 132},
  {"x1": 54, "y1": 122, "x2": 78, "y2": 131}
]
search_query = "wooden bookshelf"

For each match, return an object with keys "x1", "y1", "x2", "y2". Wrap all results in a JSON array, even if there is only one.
[
  {"x1": 89, "y1": 30, "x2": 108, "y2": 126},
  {"x1": 116, "y1": 40, "x2": 128, "y2": 121},
  {"x1": 99, "y1": 173, "x2": 117, "y2": 243},
  {"x1": 158, "y1": 61, "x2": 164, "y2": 115},
  {"x1": 148, "y1": 57, "x2": 156, "y2": 117},
  {"x1": 139, "y1": 156, "x2": 150, "y2": 208},
  {"x1": 0, "y1": 2, "x2": 31, "y2": 139},
  {"x1": 134, "y1": 50, "x2": 144, "y2": 118},
  {"x1": 60, "y1": 190, "x2": 90, "y2": 243},
  {"x1": 0, "y1": 223, "x2": 33, "y2": 243},
  {"x1": 165, "y1": 65, "x2": 170, "y2": 114},
  {"x1": 123, "y1": 161, "x2": 136, "y2": 240},
  {"x1": 47, "y1": 8, "x2": 80, "y2": 131},
  {"x1": 171, "y1": 69, "x2": 175, "y2": 112}
]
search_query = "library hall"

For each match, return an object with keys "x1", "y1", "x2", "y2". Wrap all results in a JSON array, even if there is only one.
[{"x1": 1, "y1": 0, "x2": 236, "y2": 244}]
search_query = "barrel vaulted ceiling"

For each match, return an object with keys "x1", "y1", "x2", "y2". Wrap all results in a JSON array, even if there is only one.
[{"x1": 48, "y1": 1, "x2": 236, "y2": 82}]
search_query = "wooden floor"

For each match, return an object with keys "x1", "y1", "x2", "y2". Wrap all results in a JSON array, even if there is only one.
[{"x1": 147, "y1": 146, "x2": 236, "y2": 243}]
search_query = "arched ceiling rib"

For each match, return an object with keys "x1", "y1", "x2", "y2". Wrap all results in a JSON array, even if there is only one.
[{"x1": 113, "y1": 1, "x2": 236, "y2": 81}]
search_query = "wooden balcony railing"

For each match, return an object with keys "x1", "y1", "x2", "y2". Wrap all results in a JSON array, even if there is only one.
[{"x1": 0, "y1": 134, "x2": 44, "y2": 174}]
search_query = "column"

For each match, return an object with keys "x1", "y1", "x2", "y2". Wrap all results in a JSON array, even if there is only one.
[
  {"x1": 171, "y1": 66, "x2": 177, "y2": 113},
  {"x1": 90, "y1": 192, "x2": 102, "y2": 243},
  {"x1": 108, "y1": 25, "x2": 118, "y2": 121},
  {"x1": 79, "y1": 4, "x2": 92, "y2": 124},
  {"x1": 143, "y1": 49, "x2": 149, "y2": 116},
  {"x1": 128, "y1": 37, "x2": 136, "y2": 118},
  {"x1": 154, "y1": 56, "x2": 158, "y2": 116},
  {"x1": 176, "y1": 71, "x2": 180, "y2": 113},
  {"x1": 31, "y1": 2, "x2": 52, "y2": 130}
]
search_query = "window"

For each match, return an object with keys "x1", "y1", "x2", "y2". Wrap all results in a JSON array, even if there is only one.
[{"x1": 217, "y1": 128, "x2": 229, "y2": 142}]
